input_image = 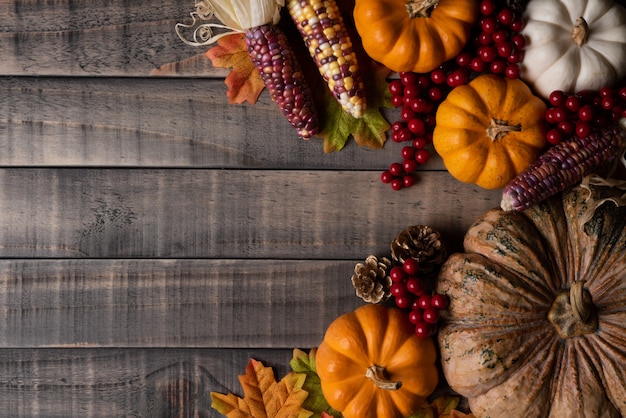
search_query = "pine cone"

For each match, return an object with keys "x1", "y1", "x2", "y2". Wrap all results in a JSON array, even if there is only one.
[
  {"x1": 351, "y1": 255, "x2": 392, "y2": 304},
  {"x1": 390, "y1": 225, "x2": 447, "y2": 274}
]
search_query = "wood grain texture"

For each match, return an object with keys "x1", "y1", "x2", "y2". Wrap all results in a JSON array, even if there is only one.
[
  {"x1": 0, "y1": 0, "x2": 224, "y2": 77},
  {"x1": 0, "y1": 169, "x2": 501, "y2": 258},
  {"x1": 0, "y1": 347, "x2": 295, "y2": 417},
  {"x1": 0, "y1": 76, "x2": 446, "y2": 169},
  {"x1": 0, "y1": 259, "x2": 362, "y2": 348}
]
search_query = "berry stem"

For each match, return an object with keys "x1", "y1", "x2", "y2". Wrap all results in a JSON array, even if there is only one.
[
  {"x1": 486, "y1": 118, "x2": 522, "y2": 141},
  {"x1": 365, "y1": 365, "x2": 402, "y2": 390}
]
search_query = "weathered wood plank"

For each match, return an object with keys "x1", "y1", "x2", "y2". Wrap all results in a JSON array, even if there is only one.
[
  {"x1": 0, "y1": 259, "x2": 362, "y2": 348},
  {"x1": 0, "y1": 347, "x2": 295, "y2": 417},
  {"x1": 0, "y1": 76, "x2": 444, "y2": 169},
  {"x1": 0, "y1": 0, "x2": 224, "y2": 77},
  {"x1": 0, "y1": 169, "x2": 500, "y2": 258}
]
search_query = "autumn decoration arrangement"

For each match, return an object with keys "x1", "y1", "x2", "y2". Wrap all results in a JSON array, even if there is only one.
[{"x1": 175, "y1": 0, "x2": 626, "y2": 416}]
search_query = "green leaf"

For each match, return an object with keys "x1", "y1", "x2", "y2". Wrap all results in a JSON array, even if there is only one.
[{"x1": 290, "y1": 348, "x2": 343, "y2": 418}]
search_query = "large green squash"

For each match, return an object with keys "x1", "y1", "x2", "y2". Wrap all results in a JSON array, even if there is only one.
[{"x1": 437, "y1": 182, "x2": 626, "y2": 417}]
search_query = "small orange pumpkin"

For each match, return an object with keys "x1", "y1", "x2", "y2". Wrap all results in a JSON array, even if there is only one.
[
  {"x1": 353, "y1": 0, "x2": 479, "y2": 73},
  {"x1": 315, "y1": 304, "x2": 438, "y2": 418},
  {"x1": 433, "y1": 74, "x2": 548, "y2": 190}
]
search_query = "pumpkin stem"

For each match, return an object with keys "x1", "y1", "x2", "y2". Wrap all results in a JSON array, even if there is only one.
[
  {"x1": 365, "y1": 365, "x2": 402, "y2": 390},
  {"x1": 486, "y1": 118, "x2": 522, "y2": 141},
  {"x1": 548, "y1": 280, "x2": 598, "y2": 339},
  {"x1": 571, "y1": 16, "x2": 589, "y2": 46},
  {"x1": 405, "y1": 0, "x2": 439, "y2": 18}
]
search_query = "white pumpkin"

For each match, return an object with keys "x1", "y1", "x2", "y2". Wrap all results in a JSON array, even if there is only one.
[{"x1": 520, "y1": 0, "x2": 626, "y2": 99}]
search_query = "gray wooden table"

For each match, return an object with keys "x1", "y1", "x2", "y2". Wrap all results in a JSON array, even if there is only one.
[{"x1": 1, "y1": 0, "x2": 503, "y2": 416}]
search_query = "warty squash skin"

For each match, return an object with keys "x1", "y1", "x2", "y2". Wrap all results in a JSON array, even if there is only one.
[
  {"x1": 436, "y1": 183, "x2": 626, "y2": 417},
  {"x1": 315, "y1": 304, "x2": 439, "y2": 418}
]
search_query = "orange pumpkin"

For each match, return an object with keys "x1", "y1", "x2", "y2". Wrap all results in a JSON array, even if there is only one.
[
  {"x1": 353, "y1": 0, "x2": 479, "y2": 73},
  {"x1": 315, "y1": 304, "x2": 438, "y2": 418},
  {"x1": 433, "y1": 74, "x2": 548, "y2": 190}
]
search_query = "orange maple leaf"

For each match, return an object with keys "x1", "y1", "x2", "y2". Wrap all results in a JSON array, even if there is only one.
[
  {"x1": 211, "y1": 358, "x2": 313, "y2": 418},
  {"x1": 205, "y1": 34, "x2": 265, "y2": 105}
]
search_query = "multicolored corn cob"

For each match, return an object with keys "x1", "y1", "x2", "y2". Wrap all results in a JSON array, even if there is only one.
[
  {"x1": 287, "y1": 0, "x2": 366, "y2": 118},
  {"x1": 500, "y1": 124, "x2": 626, "y2": 212},
  {"x1": 245, "y1": 24, "x2": 319, "y2": 139}
]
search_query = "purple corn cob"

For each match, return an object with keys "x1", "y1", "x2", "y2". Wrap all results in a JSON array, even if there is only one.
[
  {"x1": 501, "y1": 124, "x2": 625, "y2": 212},
  {"x1": 245, "y1": 24, "x2": 319, "y2": 139}
]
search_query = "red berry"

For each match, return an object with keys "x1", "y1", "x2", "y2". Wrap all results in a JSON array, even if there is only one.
[
  {"x1": 511, "y1": 34, "x2": 526, "y2": 49},
  {"x1": 470, "y1": 57, "x2": 487, "y2": 72},
  {"x1": 496, "y1": 41, "x2": 514, "y2": 58},
  {"x1": 552, "y1": 107, "x2": 568, "y2": 123},
  {"x1": 490, "y1": 60, "x2": 507, "y2": 75},
  {"x1": 393, "y1": 127, "x2": 411, "y2": 143},
  {"x1": 578, "y1": 105, "x2": 594, "y2": 121},
  {"x1": 601, "y1": 96, "x2": 615, "y2": 110},
  {"x1": 478, "y1": 45, "x2": 497, "y2": 62},
  {"x1": 504, "y1": 64, "x2": 520, "y2": 79},
  {"x1": 546, "y1": 128, "x2": 562, "y2": 145},
  {"x1": 575, "y1": 121, "x2": 592, "y2": 138},
  {"x1": 477, "y1": 31, "x2": 493, "y2": 46},
  {"x1": 430, "y1": 68, "x2": 447, "y2": 84},
  {"x1": 415, "y1": 149, "x2": 430, "y2": 164},
  {"x1": 408, "y1": 118, "x2": 426, "y2": 135},
  {"x1": 492, "y1": 30, "x2": 508, "y2": 44},
  {"x1": 388, "y1": 79, "x2": 404, "y2": 96},
  {"x1": 390, "y1": 266, "x2": 406, "y2": 283},
  {"x1": 557, "y1": 120, "x2": 575, "y2": 135},
  {"x1": 401, "y1": 146, "x2": 415, "y2": 160},
  {"x1": 414, "y1": 321, "x2": 434, "y2": 338},
  {"x1": 544, "y1": 108, "x2": 557, "y2": 124},
  {"x1": 402, "y1": 258, "x2": 419, "y2": 275},
  {"x1": 565, "y1": 95, "x2": 581, "y2": 112},
  {"x1": 480, "y1": 16, "x2": 498, "y2": 33},
  {"x1": 400, "y1": 72, "x2": 418, "y2": 86},
  {"x1": 509, "y1": 18, "x2": 524, "y2": 32},
  {"x1": 390, "y1": 282, "x2": 408, "y2": 297},
  {"x1": 431, "y1": 294, "x2": 449, "y2": 310},
  {"x1": 409, "y1": 309, "x2": 424, "y2": 324},
  {"x1": 403, "y1": 84, "x2": 420, "y2": 98},
  {"x1": 391, "y1": 95, "x2": 403, "y2": 107},
  {"x1": 417, "y1": 294, "x2": 432, "y2": 310},
  {"x1": 422, "y1": 308, "x2": 440, "y2": 324},
  {"x1": 549, "y1": 90, "x2": 566, "y2": 107},
  {"x1": 403, "y1": 175, "x2": 415, "y2": 188},
  {"x1": 479, "y1": 0, "x2": 496, "y2": 16},
  {"x1": 410, "y1": 97, "x2": 429, "y2": 113},
  {"x1": 506, "y1": 49, "x2": 524, "y2": 64},
  {"x1": 619, "y1": 87, "x2": 626, "y2": 100},
  {"x1": 389, "y1": 162, "x2": 403, "y2": 176},
  {"x1": 413, "y1": 137, "x2": 428, "y2": 149},
  {"x1": 497, "y1": 9, "x2": 516, "y2": 26},
  {"x1": 406, "y1": 277, "x2": 426, "y2": 295},
  {"x1": 599, "y1": 87, "x2": 613, "y2": 98},
  {"x1": 456, "y1": 51, "x2": 473, "y2": 67},
  {"x1": 403, "y1": 158, "x2": 418, "y2": 173},
  {"x1": 447, "y1": 68, "x2": 470, "y2": 87},
  {"x1": 394, "y1": 295, "x2": 412, "y2": 309},
  {"x1": 417, "y1": 75, "x2": 431, "y2": 89},
  {"x1": 380, "y1": 170, "x2": 393, "y2": 183},
  {"x1": 400, "y1": 106, "x2": 415, "y2": 122},
  {"x1": 428, "y1": 86, "x2": 445, "y2": 102}
]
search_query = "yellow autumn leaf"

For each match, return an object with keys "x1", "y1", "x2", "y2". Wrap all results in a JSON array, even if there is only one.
[{"x1": 211, "y1": 358, "x2": 313, "y2": 418}]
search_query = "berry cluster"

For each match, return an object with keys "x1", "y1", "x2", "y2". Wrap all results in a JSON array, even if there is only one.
[
  {"x1": 389, "y1": 258, "x2": 449, "y2": 338},
  {"x1": 382, "y1": 0, "x2": 528, "y2": 190},
  {"x1": 544, "y1": 82, "x2": 626, "y2": 145}
]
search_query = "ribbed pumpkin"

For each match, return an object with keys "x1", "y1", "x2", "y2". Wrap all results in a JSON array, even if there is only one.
[
  {"x1": 433, "y1": 74, "x2": 548, "y2": 189},
  {"x1": 315, "y1": 304, "x2": 438, "y2": 418},
  {"x1": 520, "y1": 0, "x2": 626, "y2": 99},
  {"x1": 353, "y1": 0, "x2": 479, "y2": 73},
  {"x1": 437, "y1": 182, "x2": 626, "y2": 417}
]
